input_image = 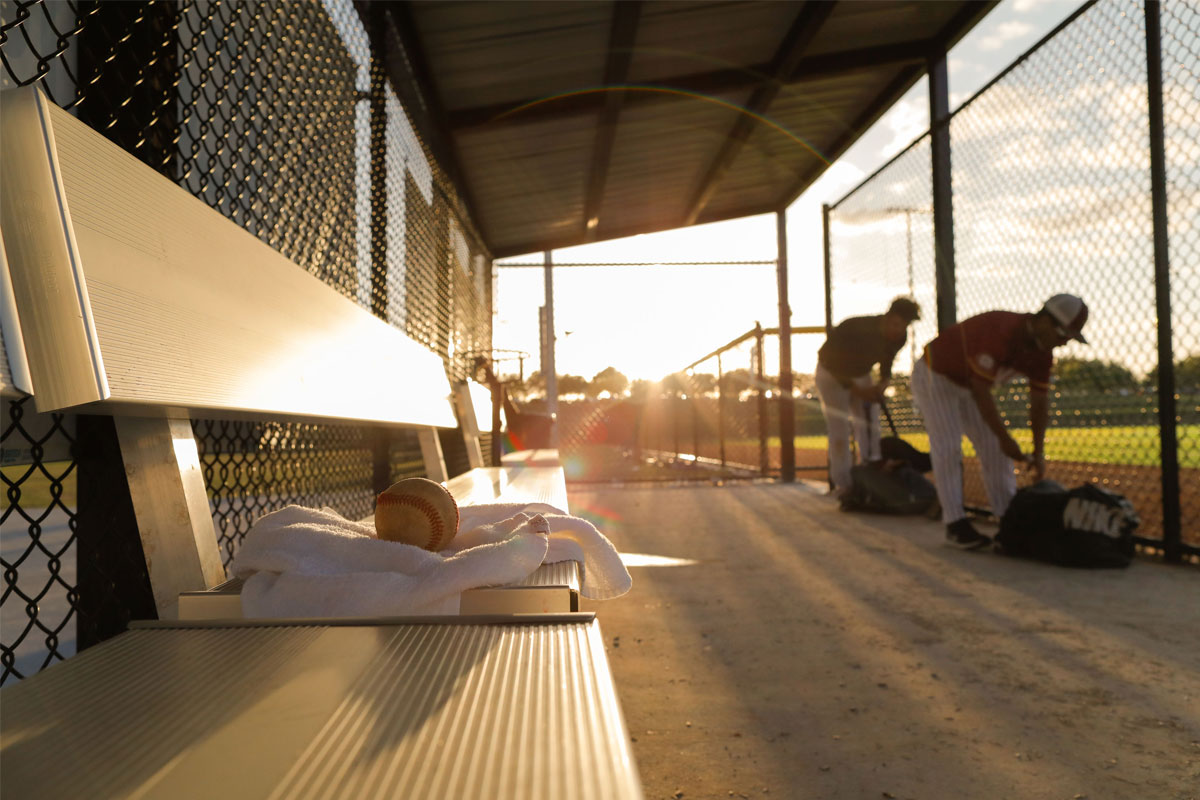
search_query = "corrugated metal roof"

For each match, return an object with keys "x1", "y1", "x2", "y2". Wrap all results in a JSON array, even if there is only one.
[{"x1": 390, "y1": 0, "x2": 997, "y2": 257}]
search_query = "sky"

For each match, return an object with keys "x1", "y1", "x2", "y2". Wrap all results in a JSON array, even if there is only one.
[{"x1": 493, "y1": 0, "x2": 1088, "y2": 384}]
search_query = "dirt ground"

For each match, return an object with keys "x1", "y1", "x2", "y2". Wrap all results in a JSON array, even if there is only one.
[{"x1": 575, "y1": 480, "x2": 1200, "y2": 800}]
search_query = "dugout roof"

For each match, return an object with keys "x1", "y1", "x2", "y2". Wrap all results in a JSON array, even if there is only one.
[{"x1": 388, "y1": 0, "x2": 998, "y2": 258}]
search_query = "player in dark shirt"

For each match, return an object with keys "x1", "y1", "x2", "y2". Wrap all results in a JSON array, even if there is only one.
[{"x1": 815, "y1": 297, "x2": 921, "y2": 499}]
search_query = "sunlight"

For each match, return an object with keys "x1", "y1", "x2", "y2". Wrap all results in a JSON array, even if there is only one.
[{"x1": 619, "y1": 553, "x2": 700, "y2": 568}]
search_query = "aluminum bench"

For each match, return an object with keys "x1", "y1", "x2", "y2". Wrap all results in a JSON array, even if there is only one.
[{"x1": 0, "y1": 85, "x2": 641, "y2": 799}]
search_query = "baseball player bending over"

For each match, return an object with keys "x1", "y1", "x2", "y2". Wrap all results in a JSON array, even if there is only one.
[
  {"x1": 911, "y1": 294, "x2": 1088, "y2": 549},
  {"x1": 816, "y1": 297, "x2": 921, "y2": 500}
]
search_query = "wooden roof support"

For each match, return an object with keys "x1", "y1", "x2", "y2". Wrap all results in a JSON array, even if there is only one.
[
  {"x1": 445, "y1": 40, "x2": 927, "y2": 132},
  {"x1": 681, "y1": 1, "x2": 837, "y2": 227},
  {"x1": 583, "y1": 1, "x2": 642, "y2": 242}
]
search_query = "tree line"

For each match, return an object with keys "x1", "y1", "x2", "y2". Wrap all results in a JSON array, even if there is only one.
[{"x1": 500, "y1": 355, "x2": 1200, "y2": 403}]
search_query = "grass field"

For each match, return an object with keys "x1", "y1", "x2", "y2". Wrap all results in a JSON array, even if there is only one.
[{"x1": 786, "y1": 424, "x2": 1199, "y2": 468}]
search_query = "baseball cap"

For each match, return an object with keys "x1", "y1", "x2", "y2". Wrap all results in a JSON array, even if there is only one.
[
  {"x1": 887, "y1": 297, "x2": 920, "y2": 322},
  {"x1": 1041, "y1": 294, "x2": 1088, "y2": 343}
]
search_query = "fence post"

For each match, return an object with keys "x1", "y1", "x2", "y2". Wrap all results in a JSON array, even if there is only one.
[
  {"x1": 717, "y1": 353, "x2": 726, "y2": 468},
  {"x1": 777, "y1": 209, "x2": 796, "y2": 482},
  {"x1": 755, "y1": 323, "x2": 768, "y2": 476},
  {"x1": 671, "y1": 395, "x2": 680, "y2": 460},
  {"x1": 1144, "y1": 0, "x2": 1181, "y2": 562},
  {"x1": 822, "y1": 203, "x2": 834, "y2": 490},
  {"x1": 928, "y1": 50, "x2": 956, "y2": 332},
  {"x1": 368, "y1": 4, "x2": 393, "y2": 491},
  {"x1": 492, "y1": 384, "x2": 504, "y2": 467},
  {"x1": 822, "y1": 204, "x2": 833, "y2": 334},
  {"x1": 542, "y1": 251, "x2": 559, "y2": 446}
]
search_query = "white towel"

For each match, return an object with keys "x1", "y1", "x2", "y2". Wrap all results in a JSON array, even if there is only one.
[
  {"x1": 230, "y1": 502, "x2": 631, "y2": 618},
  {"x1": 456, "y1": 503, "x2": 631, "y2": 600}
]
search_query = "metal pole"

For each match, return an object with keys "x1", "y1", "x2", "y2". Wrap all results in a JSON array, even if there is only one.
[
  {"x1": 1145, "y1": 0, "x2": 1181, "y2": 562},
  {"x1": 928, "y1": 50, "x2": 956, "y2": 332},
  {"x1": 821, "y1": 203, "x2": 833, "y2": 490},
  {"x1": 673, "y1": 393, "x2": 680, "y2": 459},
  {"x1": 543, "y1": 250, "x2": 558, "y2": 445},
  {"x1": 368, "y1": 3, "x2": 388, "y2": 324},
  {"x1": 755, "y1": 323, "x2": 768, "y2": 476},
  {"x1": 777, "y1": 209, "x2": 795, "y2": 482},
  {"x1": 368, "y1": 4, "x2": 393, "y2": 491},
  {"x1": 906, "y1": 209, "x2": 917, "y2": 366},
  {"x1": 717, "y1": 352, "x2": 726, "y2": 468},
  {"x1": 491, "y1": 384, "x2": 503, "y2": 466},
  {"x1": 822, "y1": 204, "x2": 833, "y2": 334}
]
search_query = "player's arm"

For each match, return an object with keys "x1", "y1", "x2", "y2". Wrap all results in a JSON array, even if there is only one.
[
  {"x1": 1028, "y1": 387, "x2": 1049, "y2": 480},
  {"x1": 874, "y1": 341, "x2": 904, "y2": 397},
  {"x1": 968, "y1": 375, "x2": 1024, "y2": 461}
]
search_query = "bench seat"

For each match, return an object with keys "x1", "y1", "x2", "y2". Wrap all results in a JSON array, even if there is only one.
[
  {"x1": 178, "y1": 452, "x2": 580, "y2": 620},
  {"x1": 0, "y1": 615, "x2": 643, "y2": 800},
  {"x1": 0, "y1": 85, "x2": 640, "y2": 798}
]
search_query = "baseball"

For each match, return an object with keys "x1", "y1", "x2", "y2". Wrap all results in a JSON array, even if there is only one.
[{"x1": 374, "y1": 477, "x2": 460, "y2": 551}]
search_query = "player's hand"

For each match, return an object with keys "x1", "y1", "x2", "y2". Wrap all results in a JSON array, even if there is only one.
[{"x1": 1000, "y1": 434, "x2": 1024, "y2": 461}]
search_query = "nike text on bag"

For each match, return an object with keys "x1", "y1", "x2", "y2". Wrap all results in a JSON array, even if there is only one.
[{"x1": 997, "y1": 481, "x2": 1139, "y2": 568}]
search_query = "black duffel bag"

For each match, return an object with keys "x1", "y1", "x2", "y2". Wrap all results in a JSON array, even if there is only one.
[
  {"x1": 841, "y1": 461, "x2": 938, "y2": 515},
  {"x1": 997, "y1": 480, "x2": 1139, "y2": 568}
]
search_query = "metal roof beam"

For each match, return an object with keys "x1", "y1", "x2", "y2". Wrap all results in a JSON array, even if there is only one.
[
  {"x1": 583, "y1": 1, "x2": 642, "y2": 242},
  {"x1": 496, "y1": 201, "x2": 788, "y2": 260},
  {"x1": 780, "y1": 63, "x2": 925, "y2": 209},
  {"x1": 777, "y1": 1, "x2": 1000, "y2": 210},
  {"x1": 445, "y1": 40, "x2": 926, "y2": 132},
  {"x1": 681, "y1": 1, "x2": 837, "y2": 227}
]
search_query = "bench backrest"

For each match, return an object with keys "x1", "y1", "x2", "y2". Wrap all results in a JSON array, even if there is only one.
[{"x1": 0, "y1": 86, "x2": 469, "y2": 617}]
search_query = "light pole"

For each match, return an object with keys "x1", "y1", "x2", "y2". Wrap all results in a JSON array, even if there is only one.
[{"x1": 883, "y1": 205, "x2": 932, "y2": 367}]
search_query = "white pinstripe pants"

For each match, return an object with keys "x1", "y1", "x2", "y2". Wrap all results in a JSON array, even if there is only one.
[
  {"x1": 815, "y1": 364, "x2": 880, "y2": 493},
  {"x1": 910, "y1": 359, "x2": 1017, "y2": 524}
]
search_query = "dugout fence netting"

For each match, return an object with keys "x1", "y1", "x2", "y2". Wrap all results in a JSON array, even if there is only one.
[
  {"x1": 826, "y1": 0, "x2": 1198, "y2": 556},
  {"x1": 1, "y1": 0, "x2": 491, "y2": 683}
]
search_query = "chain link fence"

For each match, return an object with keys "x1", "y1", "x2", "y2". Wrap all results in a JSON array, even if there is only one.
[
  {"x1": 826, "y1": 0, "x2": 1197, "y2": 558},
  {"x1": 2, "y1": 0, "x2": 491, "y2": 683},
  {"x1": 557, "y1": 327, "x2": 830, "y2": 484}
]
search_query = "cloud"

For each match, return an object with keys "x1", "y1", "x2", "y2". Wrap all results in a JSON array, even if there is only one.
[
  {"x1": 879, "y1": 98, "x2": 929, "y2": 159},
  {"x1": 978, "y1": 21, "x2": 1034, "y2": 51}
]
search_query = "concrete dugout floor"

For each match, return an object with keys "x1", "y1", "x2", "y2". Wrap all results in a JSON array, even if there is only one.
[{"x1": 574, "y1": 481, "x2": 1200, "y2": 800}]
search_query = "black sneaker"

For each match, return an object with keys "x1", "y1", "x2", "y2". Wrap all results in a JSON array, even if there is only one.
[{"x1": 945, "y1": 518, "x2": 991, "y2": 550}]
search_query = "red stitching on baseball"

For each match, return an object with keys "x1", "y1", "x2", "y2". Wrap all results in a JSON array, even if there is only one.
[{"x1": 377, "y1": 489, "x2": 458, "y2": 550}]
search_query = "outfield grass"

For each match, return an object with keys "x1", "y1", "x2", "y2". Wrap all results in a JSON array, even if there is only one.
[
  {"x1": 788, "y1": 424, "x2": 1200, "y2": 469},
  {"x1": 3, "y1": 462, "x2": 76, "y2": 508}
]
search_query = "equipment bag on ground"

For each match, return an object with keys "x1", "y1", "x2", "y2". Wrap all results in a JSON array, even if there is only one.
[
  {"x1": 996, "y1": 480, "x2": 1139, "y2": 568},
  {"x1": 841, "y1": 461, "x2": 937, "y2": 515}
]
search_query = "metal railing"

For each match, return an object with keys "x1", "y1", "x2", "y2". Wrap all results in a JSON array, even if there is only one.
[{"x1": 558, "y1": 325, "x2": 830, "y2": 483}]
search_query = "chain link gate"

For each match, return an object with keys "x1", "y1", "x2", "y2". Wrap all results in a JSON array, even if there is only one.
[
  {"x1": 825, "y1": 0, "x2": 1198, "y2": 560},
  {"x1": 1, "y1": 0, "x2": 493, "y2": 683}
]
